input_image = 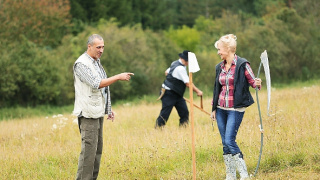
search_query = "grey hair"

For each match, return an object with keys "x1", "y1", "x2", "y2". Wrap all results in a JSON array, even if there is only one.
[
  {"x1": 87, "y1": 34, "x2": 103, "y2": 45},
  {"x1": 214, "y1": 34, "x2": 237, "y2": 53}
]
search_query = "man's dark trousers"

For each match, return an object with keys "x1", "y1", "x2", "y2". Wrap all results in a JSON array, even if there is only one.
[
  {"x1": 76, "y1": 117, "x2": 104, "y2": 180},
  {"x1": 156, "y1": 90, "x2": 189, "y2": 127}
]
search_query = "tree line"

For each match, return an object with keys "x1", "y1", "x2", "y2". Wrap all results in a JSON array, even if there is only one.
[{"x1": 0, "y1": 0, "x2": 319, "y2": 107}]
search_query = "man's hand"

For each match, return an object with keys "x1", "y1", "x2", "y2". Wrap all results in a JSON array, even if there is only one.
[
  {"x1": 99, "y1": 72, "x2": 134, "y2": 88},
  {"x1": 197, "y1": 90, "x2": 203, "y2": 97},
  {"x1": 118, "y1": 72, "x2": 134, "y2": 81},
  {"x1": 107, "y1": 111, "x2": 115, "y2": 121}
]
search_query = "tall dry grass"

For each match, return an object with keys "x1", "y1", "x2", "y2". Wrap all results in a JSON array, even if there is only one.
[{"x1": 1, "y1": 85, "x2": 320, "y2": 179}]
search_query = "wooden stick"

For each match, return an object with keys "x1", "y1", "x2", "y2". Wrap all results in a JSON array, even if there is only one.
[
  {"x1": 184, "y1": 97, "x2": 210, "y2": 116},
  {"x1": 200, "y1": 96, "x2": 203, "y2": 109},
  {"x1": 189, "y1": 72, "x2": 196, "y2": 180}
]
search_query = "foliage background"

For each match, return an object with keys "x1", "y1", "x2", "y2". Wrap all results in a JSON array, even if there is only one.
[{"x1": 0, "y1": 0, "x2": 319, "y2": 107}]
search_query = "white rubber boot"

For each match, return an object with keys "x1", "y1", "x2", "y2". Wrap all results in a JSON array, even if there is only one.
[
  {"x1": 223, "y1": 154, "x2": 236, "y2": 180},
  {"x1": 234, "y1": 153, "x2": 250, "y2": 180}
]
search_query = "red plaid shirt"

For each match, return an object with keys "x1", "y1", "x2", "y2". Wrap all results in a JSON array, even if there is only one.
[{"x1": 218, "y1": 56, "x2": 259, "y2": 108}]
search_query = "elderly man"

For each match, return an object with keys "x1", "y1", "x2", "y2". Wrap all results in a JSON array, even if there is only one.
[
  {"x1": 73, "y1": 34, "x2": 133, "y2": 180},
  {"x1": 155, "y1": 50, "x2": 203, "y2": 128}
]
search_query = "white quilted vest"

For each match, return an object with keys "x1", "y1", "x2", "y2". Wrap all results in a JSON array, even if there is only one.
[{"x1": 73, "y1": 54, "x2": 106, "y2": 118}]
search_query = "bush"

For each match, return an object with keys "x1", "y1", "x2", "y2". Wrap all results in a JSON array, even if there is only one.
[{"x1": 0, "y1": 38, "x2": 64, "y2": 107}]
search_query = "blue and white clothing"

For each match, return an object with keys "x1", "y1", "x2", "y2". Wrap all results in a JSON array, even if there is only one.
[{"x1": 162, "y1": 59, "x2": 189, "y2": 90}]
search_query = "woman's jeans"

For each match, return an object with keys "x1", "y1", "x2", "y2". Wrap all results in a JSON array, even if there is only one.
[{"x1": 216, "y1": 107, "x2": 245, "y2": 155}]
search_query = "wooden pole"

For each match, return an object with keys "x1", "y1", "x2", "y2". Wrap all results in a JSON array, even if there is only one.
[{"x1": 189, "y1": 72, "x2": 196, "y2": 180}]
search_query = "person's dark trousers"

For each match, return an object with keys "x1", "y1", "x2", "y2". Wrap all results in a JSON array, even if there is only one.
[
  {"x1": 76, "y1": 116, "x2": 104, "y2": 180},
  {"x1": 155, "y1": 90, "x2": 189, "y2": 128}
]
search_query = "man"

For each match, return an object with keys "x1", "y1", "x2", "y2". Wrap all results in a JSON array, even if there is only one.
[
  {"x1": 155, "y1": 50, "x2": 203, "y2": 128},
  {"x1": 73, "y1": 34, "x2": 134, "y2": 180}
]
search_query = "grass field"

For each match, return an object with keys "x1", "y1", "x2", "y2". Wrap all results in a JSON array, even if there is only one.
[{"x1": 1, "y1": 85, "x2": 320, "y2": 179}]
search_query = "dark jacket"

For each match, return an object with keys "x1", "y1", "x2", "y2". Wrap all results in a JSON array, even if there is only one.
[
  {"x1": 164, "y1": 60, "x2": 187, "y2": 97},
  {"x1": 212, "y1": 56, "x2": 255, "y2": 111}
]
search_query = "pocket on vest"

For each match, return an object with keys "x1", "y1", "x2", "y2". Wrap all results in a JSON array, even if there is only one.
[{"x1": 87, "y1": 95, "x2": 103, "y2": 115}]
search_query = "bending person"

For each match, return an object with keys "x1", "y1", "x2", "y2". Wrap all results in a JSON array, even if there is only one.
[{"x1": 155, "y1": 50, "x2": 203, "y2": 128}]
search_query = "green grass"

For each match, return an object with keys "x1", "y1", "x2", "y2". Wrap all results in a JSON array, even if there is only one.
[
  {"x1": 271, "y1": 79, "x2": 320, "y2": 89},
  {"x1": 0, "y1": 104, "x2": 74, "y2": 121},
  {"x1": 1, "y1": 82, "x2": 320, "y2": 179},
  {"x1": 1, "y1": 79, "x2": 319, "y2": 121}
]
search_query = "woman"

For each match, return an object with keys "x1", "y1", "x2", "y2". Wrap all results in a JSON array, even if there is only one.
[{"x1": 211, "y1": 34, "x2": 261, "y2": 180}]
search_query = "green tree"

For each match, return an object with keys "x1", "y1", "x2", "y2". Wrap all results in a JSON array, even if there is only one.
[
  {"x1": 70, "y1": 0, "x2": 178, "y2": 30},
  {"x1": 131, "y1": 0, "x2": 178, "y2": 30},
  {"x1": 0, "y1": 39, "x2": 64, "y2": 107},
  {"x1": 0, "y1": 0, "x2": 71, "y2": 48},
  {"x1": 165, "y1": 25, "x2": 200, "y2": 51},
  {"x1": 176, "y1": 0, "x2": 204, "y2": 27}
]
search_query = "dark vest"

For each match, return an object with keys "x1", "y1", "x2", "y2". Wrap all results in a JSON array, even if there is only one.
[
  {"x1": 164, "y1": 60, "x2": 187, "y2": 97},
  {"x1": 212, "y1": 56, "x2": 255, "y2": 111}
]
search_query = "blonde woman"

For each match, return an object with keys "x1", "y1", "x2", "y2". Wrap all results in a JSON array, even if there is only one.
[{"x1": 211, "y1": 34, "x2": 261, "y2": 180}]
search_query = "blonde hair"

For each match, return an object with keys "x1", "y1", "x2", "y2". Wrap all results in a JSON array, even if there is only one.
[{"x1": 214, "y1": 34, "x2": 237, "y2": 53}]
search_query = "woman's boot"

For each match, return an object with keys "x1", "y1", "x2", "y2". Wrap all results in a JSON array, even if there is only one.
[
  {"x1": 223, "y1": 154, "x2": 236, "y2": 180},
  {"x1": 234, "y1": 153, "x2": 250, "y2": 180}
]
